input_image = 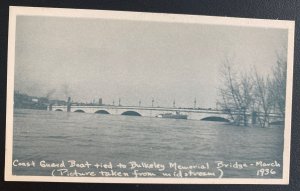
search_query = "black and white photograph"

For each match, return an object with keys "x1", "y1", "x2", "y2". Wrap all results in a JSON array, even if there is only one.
[{"x1": 5, "y1": 6, "x2": 295, "y2": 184}]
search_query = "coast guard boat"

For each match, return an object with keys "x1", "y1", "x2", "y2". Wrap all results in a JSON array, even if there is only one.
[{"x1": 156, "y1": 111, "x2": 188, "y2": 119}]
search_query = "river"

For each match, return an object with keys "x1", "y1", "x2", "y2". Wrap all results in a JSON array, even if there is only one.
[{"x1": 12, "y1": 109, "x2": 284, "y2": 178}]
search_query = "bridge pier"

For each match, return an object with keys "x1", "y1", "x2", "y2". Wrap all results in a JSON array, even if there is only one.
[
  {"x1": 49, "y1": 104, "x2": 53, "y2": 111},
  {"x1": 67, "y1": 97, "x2": 71, "y2": 112}
]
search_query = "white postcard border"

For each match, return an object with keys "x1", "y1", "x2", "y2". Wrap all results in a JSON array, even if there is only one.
[{"x1": 5, "y1": 6, "x2": 295, "y2": 184}]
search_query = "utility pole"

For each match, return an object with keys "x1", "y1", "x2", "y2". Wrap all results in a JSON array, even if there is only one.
[
  {"x1": 173, "y1": 100, "x2": 176, "y2": 108},
  {"x1": 139, "y1": 100, "x2": 141, "y2": 107},
  {"x1": 194, "y1": 98, "x2": 197, "y2": 109},
  {"x1": 113, "y1": 100, "x2": 115, "y2": 106},
  {"x1": 118, "y1": 98, "x2": 121, "y2": 106},
  {"x1": 152, "y1": 98, "x2": 154, "y2": 107}
]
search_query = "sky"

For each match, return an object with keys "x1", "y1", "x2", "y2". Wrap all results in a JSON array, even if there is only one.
[{"x1": 14, "y1": 15, "x2": 288, "y2": 108}]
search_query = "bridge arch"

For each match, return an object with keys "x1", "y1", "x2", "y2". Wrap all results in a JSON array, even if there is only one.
[
  {"x1": 74, "y1": 109, "x2": 85, "y2": 113},
  {"x1": 201, "y1": 116, "x2": 229, "y2": 122},
  {"x1": 95, "y1": 110, "x2": 110, "y2": 114},
  {"x1": 121, "y1": 111, "x2": 142, "y2": 116},
  {"x1": 55, "y1": 109, "x2": 63, "y2": 111}
]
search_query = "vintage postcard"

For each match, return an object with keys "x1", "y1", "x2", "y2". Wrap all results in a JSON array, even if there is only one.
[{"x1": 5, "y1": 6, "x2": 295, "y2": 184}]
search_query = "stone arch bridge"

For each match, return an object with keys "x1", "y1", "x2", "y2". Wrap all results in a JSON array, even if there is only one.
[{"x1": 49, "y1": 105, "x2": 231, "y2": 121}]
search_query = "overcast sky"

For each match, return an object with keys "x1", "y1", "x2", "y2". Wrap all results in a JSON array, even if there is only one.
[{"x1": 14, "y1": 16, "x2": 288, "y2": 108}]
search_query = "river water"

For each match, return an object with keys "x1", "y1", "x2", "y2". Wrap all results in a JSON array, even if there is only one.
[{"x1": 12, "y1": 109, "x2": 284, "y2": 179}]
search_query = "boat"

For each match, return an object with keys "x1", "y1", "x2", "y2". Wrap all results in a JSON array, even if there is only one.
[{"x1": 156, "y1": 111, "x2": 188, "y2": 119}]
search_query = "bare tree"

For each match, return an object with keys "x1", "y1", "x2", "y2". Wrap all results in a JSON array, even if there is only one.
[
  {"x1": 252, "y1": 69, "x2": 274, "y2": 128},
  {"x1": 218, "y1": 48, "x2": 287, "y2": 127},
  {"x1": 239, "y1": 73, "x2": 254, "y2": 125},
  {"x1": 271, "y1": 51, "x2": 287, "y2": 118},
  {"x1": 218, "y1": 58, "x2": 253, "y2": 126}
]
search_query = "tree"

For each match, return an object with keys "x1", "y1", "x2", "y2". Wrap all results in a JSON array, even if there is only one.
[
  {"x1": 218, "y1": 58, "x2": 253, "y2": 126},
  {"x1": 218, "y1": 48, "x2": 287, "y2": 127},
  {"x1": 270, "y1": 51, "x2": 287, "y2": 118},
  {"x1": 252, "y1": 69, "x2": 273, "y2": 128}
]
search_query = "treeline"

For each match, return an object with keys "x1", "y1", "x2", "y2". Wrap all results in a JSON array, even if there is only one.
[
  {"x1": 14, "y1": 91, "x2": 67, "y2": 110},
  {"x1": 218, "y1": 51, "x2": 287, "y2": 128},
  {"x1": 14, "y1": 91, "x2": 49, "y2": 110}
]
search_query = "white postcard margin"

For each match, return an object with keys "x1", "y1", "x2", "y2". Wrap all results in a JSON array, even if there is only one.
[{"x1": 5, "y1": 6, "x2": 295, "y2": 184}]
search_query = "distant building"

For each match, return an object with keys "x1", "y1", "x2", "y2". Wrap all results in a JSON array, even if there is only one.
[{"x1": 32, "y1": 98, "x2": 38, "y2": 102}]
